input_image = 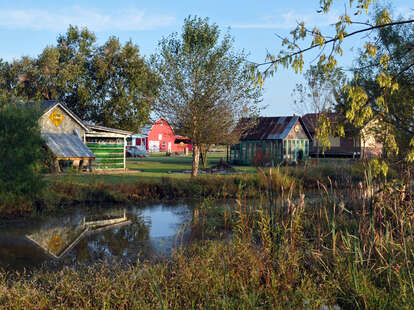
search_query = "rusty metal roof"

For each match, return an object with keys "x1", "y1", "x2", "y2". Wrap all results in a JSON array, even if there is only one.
[
  {"x1": 302, "y1": 113, "x2": 357, "y2": 137},
  {"x1": 240, "y1": 116, "x2": 311, "y2": 140},
  {"x1": 43, "y1": 133, "x2": 95, "y2": 159}
]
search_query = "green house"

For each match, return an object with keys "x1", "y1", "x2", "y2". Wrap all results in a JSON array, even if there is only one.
[{"x1": 230, "y1": 116, "x2": 312, "y2": 165}]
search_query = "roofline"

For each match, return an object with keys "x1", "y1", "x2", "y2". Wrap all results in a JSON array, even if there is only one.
[
  {"x1": 142, "y1": 118, "x2": 175, "y2": 136},
  {"x1": 159, "y1": 118, "x2": 175, "y2": 136},
  {"x1": 298, "y1": 117, "x2": 313, "y2": 140},
  {"x1": 86, "y1": 124, "x2": 133, "y2": 136},
  {"x1": 240, "y1": 115, "x2": 313, "y2": 141},
  {"x1": 42, "y1": 101, "x2": 90, "y2": 132}
]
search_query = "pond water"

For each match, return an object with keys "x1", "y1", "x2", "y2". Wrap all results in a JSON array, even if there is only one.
[{"x1": 0, "y1": 202, "x2": 195, "y2": 271}]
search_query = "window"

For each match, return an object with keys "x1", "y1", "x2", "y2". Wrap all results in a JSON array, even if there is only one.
[
  {"x1": 158, "y1": 134, "x2": 162, "y2": 140},
  {"x1": 162, "y1": 141, "x2": 166, "y2": 148}
]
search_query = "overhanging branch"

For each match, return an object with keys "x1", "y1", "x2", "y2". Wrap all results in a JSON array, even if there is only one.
[{"x1": 256, "y1": 19, "x2": 414, "y2": 68}]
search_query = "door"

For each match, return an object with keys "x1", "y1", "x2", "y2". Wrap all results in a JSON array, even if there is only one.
[
  {"x1": 168, "y1": 142, "x2": 172, "y2": 152},
  {"x1": 149, "y1": 140, "x2": 160, "y2": 152}
]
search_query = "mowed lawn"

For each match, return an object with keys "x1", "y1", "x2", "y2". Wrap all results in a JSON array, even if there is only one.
[
  {"x1": 47, "y1": 152, "x2": 257, "y2": 184},
  {"x1": 127, "y1": 152, "x2": 254, "y2": 174},
  {"x1": 46, "y1": 154, "x2": 354, "y2": 185}
]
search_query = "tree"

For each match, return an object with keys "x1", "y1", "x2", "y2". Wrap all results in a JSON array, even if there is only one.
[
  {"x1": 0, "y1": 100, "x2": 46, "y2": 213},
  {"x1": 292, "y1": 65, "x2": 346, "y2": 156},
  {"x1": 347, "y1": 12, "x2": 414, "y2": 160},
  {"x1": 90, "y1": 37, "x2": 159, "y2": 130},
  {"x1": 255, "y1": 0, "x2": 414, "y2": 164},
  {"x1": 1, "y1": 25, "x2": 158, "y2": 131},
  {"x1": 152, "y1": 16, "x2": 262, "y2": 177}
]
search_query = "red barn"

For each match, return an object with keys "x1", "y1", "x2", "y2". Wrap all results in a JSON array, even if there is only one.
[{"x1": 142, "y1": 119, "x2": 192, "y2": 153}]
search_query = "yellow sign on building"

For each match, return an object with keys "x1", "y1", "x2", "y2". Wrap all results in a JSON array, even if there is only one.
[{"x1": 49, "y1": 108, "x2": 64, "y2": 127}]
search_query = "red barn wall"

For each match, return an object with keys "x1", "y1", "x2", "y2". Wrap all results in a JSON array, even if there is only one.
[{"x1": 147, "y1": 119, "x2": 192, "y2": 152}]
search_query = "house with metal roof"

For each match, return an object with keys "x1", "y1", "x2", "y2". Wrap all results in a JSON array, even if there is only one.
[
  {"x1": 230, "y1": 116, "x2": 312, "y2": 165},
  {"x1": 28, "y1": 100, "x2": 95, "y2": 171},
  {"x1": 302, "y1": 113, "x2": 383, "y2": 158},
  {"x1": 29, "y1": 100, "x2": 132, "y2": 171}
]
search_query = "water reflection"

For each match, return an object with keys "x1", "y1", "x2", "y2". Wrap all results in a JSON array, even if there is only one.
[
  {"x1": 0, "y1": 202, "x2": 191, "y2": 271},
  {"x1": 27, "y1": 210, "x2": 132, "y2": 259}
]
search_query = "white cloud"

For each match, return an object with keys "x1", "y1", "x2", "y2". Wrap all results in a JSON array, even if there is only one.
[
  {"x1": 231, "y1": 9, "x2": 338, "y2": 29},
  {"x1": 0, "y1": 7, "x2": 175, "y2": 32}
]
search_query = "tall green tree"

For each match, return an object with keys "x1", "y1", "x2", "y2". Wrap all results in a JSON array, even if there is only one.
[
  {"x1": 0, "y1": 100, "x2": 46, "y2": 214},
  {"x1": 1, "y1": 25, "x2": 158, "y2": 131},
  {"x1": 152, "y1": 16, "x2": 262, "y2": 177},
  {"x1": 55, "y1": 26, "x2": 96, "y2": 118},
  {"x1": 91, "y1": 37, "x2": 158, "y2": 130}
]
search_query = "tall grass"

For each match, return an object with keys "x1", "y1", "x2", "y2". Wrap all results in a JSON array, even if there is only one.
[
  {"x1": 0, "y1": 168, "x2": 413, "y2": 308},
  {"x1": 1, "y1": 171, "x2": 298, "y2": 217}
]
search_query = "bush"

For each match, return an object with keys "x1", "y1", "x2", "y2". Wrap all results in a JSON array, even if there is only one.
[{"x1": 0, "y1": 101, "x2": 46, "y2": 214}]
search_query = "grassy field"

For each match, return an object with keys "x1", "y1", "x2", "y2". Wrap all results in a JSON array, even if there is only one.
[
  {"x1": 127, "y1": 152, "x2": 256, "y2": 175},
  {"x1": 47, "y1": 152, "x2": 257, "y2": 184}
]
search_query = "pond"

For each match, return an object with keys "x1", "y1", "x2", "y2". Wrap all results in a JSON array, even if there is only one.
[{"x1": 0, "y1": 202, "x2": 195, "y2": 271}]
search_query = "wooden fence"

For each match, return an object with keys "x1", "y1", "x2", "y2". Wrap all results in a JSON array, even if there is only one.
[{"x1": 86, "y1": 143, "x2": 126, "y2": 169}]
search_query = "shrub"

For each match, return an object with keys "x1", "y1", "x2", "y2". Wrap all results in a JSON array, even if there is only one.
[{"x1": 0, "y1": 101, "x2": 46, "y2": 214}]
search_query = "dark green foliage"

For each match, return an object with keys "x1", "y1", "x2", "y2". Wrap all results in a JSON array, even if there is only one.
[
  {"x1": 0, "y1": 101, "x2": 46, "y2": 214},
  {"x1": 0, "y1": 25, "x2": 158, "y2": 132}
]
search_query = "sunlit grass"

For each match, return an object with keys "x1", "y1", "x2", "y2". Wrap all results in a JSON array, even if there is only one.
[{"x1": 1, "y1": 170, "x2": 413, "y2": 309}]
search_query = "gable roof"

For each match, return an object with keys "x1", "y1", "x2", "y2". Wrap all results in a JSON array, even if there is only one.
[
  {"x1": 27, "y1": 100, "x2": 90, "y2": 132},
  {"x1": 240, "y1": 116, "x2": 311, "y2": 140},
  {"x1": 140, "y1": 118, "x2": 175, "y2": 136}
]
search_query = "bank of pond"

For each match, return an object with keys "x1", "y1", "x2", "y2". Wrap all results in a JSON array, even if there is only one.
[
  {"x1": 1, "y1": 163, "x2": 370, "y2": 218},
  {"x1": 1, "y1": 171, "x2": 412, "y2": 309}
]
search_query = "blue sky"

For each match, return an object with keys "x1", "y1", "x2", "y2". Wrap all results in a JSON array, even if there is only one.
[{"x1": 0, "y1": 0, "x2": 413, "y2": 116}]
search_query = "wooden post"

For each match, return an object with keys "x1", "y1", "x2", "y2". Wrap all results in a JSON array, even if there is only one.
[
  {"x1": 226, "y1": 145, "x2": 229, "y2": 162},
  {"x1": 123, "y1": 136, "x2": 126, "y2": 171}
]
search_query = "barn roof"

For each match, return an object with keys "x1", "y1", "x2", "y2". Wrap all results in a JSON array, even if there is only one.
[
  {"x1": 27, "y1": 100, "x2": 90, "y2": 132},
  {"x1": 302, "y1": 113, "x2": 359, "y2": 137},
  {"x1": 42, "y1": 133, "x2": 95, "y2": 159},
  {"x1": 140, "y1": 119, "x2": 174, "y2": 136},
  {"x1": 240, "y1": 116, "x2": 311, "y2": 140}
]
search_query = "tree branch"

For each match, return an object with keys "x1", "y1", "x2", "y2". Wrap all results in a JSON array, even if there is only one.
[{"x1": 255, "y1": 19, "x2": 414, "y2": 68}]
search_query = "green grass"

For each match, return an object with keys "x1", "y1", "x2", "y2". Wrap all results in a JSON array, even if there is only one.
[
  {"x1": 44, "y1": 156, "x2": 360, "y2": 188},
  {"x1": 46, "y1": 152, "x2": 257, "y2": 184},
  {"x1": 127, "y1": 152, "x2": 252, "y2": 174},
  {"x1": 1, "y1": 176, "x2": 413, "y2": 309}
]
